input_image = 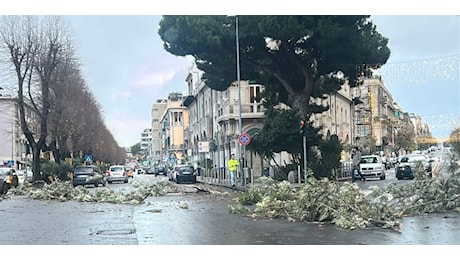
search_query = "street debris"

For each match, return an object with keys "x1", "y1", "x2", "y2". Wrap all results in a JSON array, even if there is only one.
[
  {"x1": 6, "y1": 180, "x2": 178, "y2": 204},
  {"x1": 1, "y1": 179, "x2": 234, "y2": 205},
  {"x1": 229, "y1": 170, "x2": 460, "y2": 230},
  {"x1": 178, "y1": 200, "x2": 189, "y2": 209}
]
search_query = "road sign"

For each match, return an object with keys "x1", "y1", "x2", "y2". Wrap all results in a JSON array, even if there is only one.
[
  {"x1": 84, "y1": 155, "x2": 93, "y2": 162},
  {"x1": 198, "y1": 141, "x2": 210, "y2": 153},
  {"x1": 238, "y1": 133, "x2": 250, "y2": 146}
]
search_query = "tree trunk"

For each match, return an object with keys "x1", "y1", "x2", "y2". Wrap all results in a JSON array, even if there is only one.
[{"x1": 31, "y1": 145, "x2": 42, "y2": 182}]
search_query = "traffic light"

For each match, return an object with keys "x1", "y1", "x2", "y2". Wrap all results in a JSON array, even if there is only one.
[{"x1": 299, "y1": 119, "x2": 306, "y2": 136}]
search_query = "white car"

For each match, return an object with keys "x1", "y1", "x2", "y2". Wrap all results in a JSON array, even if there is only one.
[
  {"x1": 106, "y1": 165, "x2": 129, "y2": 184},
  {"x1": 359, "y1": 155, "x2": 386, "y2": 180}
]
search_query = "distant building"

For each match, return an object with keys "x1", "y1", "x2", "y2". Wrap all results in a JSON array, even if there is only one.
[
  {"x1": 149, "y1": 99, "x2": 167, "y2": 165},
  {"x1": 0, "y1": 96, "x2": 33, "y2": 169},
  {"x1": 160, "y1": 92, "x2": 189, "y2": 164},
  {"x1": 140, "y1": 128, "x2": 152, "y2": 152},
  {"x1": 182, "y1": 63, "x2": 267, "y2": 175}
]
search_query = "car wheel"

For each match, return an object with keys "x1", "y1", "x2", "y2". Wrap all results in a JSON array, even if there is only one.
[{"x1": 124, "y1": 179, "x2": 128, "y2": 183}]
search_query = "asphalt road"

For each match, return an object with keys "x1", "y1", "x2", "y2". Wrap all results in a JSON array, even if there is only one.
[{"x1": 0, "y1": 178, "x2": 459, "y2": 246}]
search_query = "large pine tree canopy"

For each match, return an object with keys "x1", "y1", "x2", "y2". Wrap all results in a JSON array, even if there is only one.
[{"x1": 158, "y1": 15, "x2": 390, "y2": 118}]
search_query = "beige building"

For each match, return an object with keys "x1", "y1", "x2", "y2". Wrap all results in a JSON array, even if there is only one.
[
  {"x1": 312, "y1": 80, "x2": 354, "y2": 144},
  {"x1": 181, "y1": 63, "x2": 267, "y2": 176},
  {"x1": 149, "y1": 99, "x2": 167, "y2": 165},
  {"x1": 353, "y1": 76, "x2": 401, "y2": 155},
  {"x1": 159, "y1": 92, "x2": 189, "y2": 164},
  {"x1": 149, "y1": 65, "x2": 430, "y2": 176}
]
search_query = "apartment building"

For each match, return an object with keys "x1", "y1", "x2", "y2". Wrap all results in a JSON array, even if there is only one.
[
  {"x1": 0, "y1": 96, "x2": 32, "y2": 169},
  {"x1": 353, "y1": 76, "x2": 403, "y2": 155},
  {"x1": 311, "y1": 80, "x2": 354, "y2": 144},
  {"x1": 140, "y1": 128, "x2": 152, "y2": 152},
  {"x1": 159, "y1": 92, "x2": 189, "y2": 164},
  {"x1": 149, "y1": 64, "x2": 428, "y2": 175},
  {"x1": 180, "y1": 63, "x2": 267, "y2": 176},
  {"x1": 149, "y1": 99, "x2": 167, "y2": 165}
]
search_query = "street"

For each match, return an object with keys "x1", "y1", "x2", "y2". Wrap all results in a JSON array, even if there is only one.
[{"x1": 0, "y1": 171, "x2": 459, "y2": 246}]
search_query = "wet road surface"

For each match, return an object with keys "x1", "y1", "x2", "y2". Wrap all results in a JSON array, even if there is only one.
[{"x1": 0, "y1": 190, "x2": 459, "y2": 245}]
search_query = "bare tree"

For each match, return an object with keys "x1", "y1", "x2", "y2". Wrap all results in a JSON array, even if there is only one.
[
  {"x1": 0, "y1": 16, "x2": 73, "y2": 181},
  {"x1": 1, "y1": 16, "x2": 126, "y2": 175}
]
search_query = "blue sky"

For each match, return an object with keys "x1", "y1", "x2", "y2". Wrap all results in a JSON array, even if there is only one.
[{"x1": 2, "y1": 1, "x2": 459, "y2": 147}]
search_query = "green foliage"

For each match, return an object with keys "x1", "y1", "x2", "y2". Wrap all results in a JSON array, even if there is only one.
[
  {"x1": 199, "y1": 158, "x2": 213, "y2": 169},
  {"x1": 310, "y1": 136, "x2": 343, "y2": 179},
  {"x1": 159, "y1": 15, "x2": 390, "y2": 168},
  {"x1": 21, "y1": 180, "x2": 177, "y2": 204},
  {"x1": 230, "y1": 172, "x2": 460, "y2": 230},
  {"x1": 40, "y1": 160, "x2": 72, "y2": 180},
  {"x1": 130, "y1": 142, "x2": 141, "y2": 155}
]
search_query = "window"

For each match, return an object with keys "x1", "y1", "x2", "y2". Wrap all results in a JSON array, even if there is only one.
[{"x1": 249, "y1": 85, "x2": 261, "y2": 103}]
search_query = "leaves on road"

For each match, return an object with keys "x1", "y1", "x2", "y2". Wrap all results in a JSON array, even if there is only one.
[{"x1": 229, "y1": 170, "x2": 460, "y2": 230}]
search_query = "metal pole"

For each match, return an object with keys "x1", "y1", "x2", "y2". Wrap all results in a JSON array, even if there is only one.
[
  {"x1": 303, "y1": 135, "x2": 307, "y2": 183},
  {"x1": 297, "y1": 164, "x2": 301, "y2": 185},
  {"x1": 241, "y1": 145, "x2": 246, "y2": 187},
  {"x1": 236, "y1": 16, "x2": 243, "y2": 185},
  {"x1": 236, "y1": 16, "x2": 242, "y2": 138}
]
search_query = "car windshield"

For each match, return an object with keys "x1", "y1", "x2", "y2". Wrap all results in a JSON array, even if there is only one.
[
  {"x1": 178, "y1": 166, "x2": 193, "y2": 173},
  {"x1": 75, "y1": 167, "x2": 93, "y2": 173},
  {"x1": 401, "y1": 155, "x2": 427, "y2": 163},
  {"x1": 361, "y1": 157, "x2": 379, "y2": 164},
  {"x1": 110, "y1": 166, "x2": 124, "y2": 172}
]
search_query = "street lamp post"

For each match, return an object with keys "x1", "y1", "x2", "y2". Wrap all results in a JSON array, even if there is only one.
[{"x1": 235, "y1": 16, "x2": 244, "y2": 186}]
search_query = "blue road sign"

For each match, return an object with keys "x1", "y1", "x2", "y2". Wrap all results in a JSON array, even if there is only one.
[{"x1": 84, "y1": 155, "x2": 93, "y2": 162}]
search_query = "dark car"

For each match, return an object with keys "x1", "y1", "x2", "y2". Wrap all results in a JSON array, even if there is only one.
[
  {"x1": 169, "y1": 165, "x2": 196, "y2": 184},
  {"x1": 155, "y1": 166, "x2": 167, "y2": 176},
  {"x1": 72, "y1": 165, "x2": 107, "y2": 187},
  {"x1": 395, "y1": 154, "x2": 432, "y2": 180}
]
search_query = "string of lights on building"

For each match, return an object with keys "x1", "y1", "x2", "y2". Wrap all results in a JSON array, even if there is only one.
[{"x1": 357, "y1": 54, "x2": 460, "y2": 139}]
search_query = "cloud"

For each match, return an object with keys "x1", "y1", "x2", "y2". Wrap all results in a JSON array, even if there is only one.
[
  {"x1": 106, "y1": 111, "x2": 151, "y2": 147},
  {"x1": 130, "y1": 69, "x2": 175, "y2": 88}
]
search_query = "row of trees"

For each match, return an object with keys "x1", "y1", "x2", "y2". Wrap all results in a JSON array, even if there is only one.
[
  {"x1": 158, "y1": 15, "x2": 391, "y2": 178},
  {"x1": 0, "y1": 16, "x2": 126, "y2": 181}
]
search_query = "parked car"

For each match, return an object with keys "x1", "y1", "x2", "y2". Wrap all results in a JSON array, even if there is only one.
[
  {"x1": 107, "y1": 165, "x2": 129, "y2": 184},
  {"x1": 155, "y1": 165, "x2": 167, "y2": 176},
  {"x1": 396, "y1": 154, "x2": 432, "y2": 180},
  {"x1": 72, "y1": 165, "x2": 107, "y2": 187},
  {"x1": 168, "y1": 165, "x2": 196, "y2": 184},
  {"x1": 359, "y1": 155, "x2": 386, "y2": 180},
  {"x1": 144, "y1": 166, "x2": 155, "y2": 174}
]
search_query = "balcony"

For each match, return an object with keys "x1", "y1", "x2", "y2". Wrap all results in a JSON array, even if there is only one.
[{"x1": 216, "y1": 103, "x2": 265, "y2": 124}]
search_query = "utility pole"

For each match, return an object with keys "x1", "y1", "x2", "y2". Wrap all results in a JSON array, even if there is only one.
[{"x1": 300, "y1": 120, "x2": 308, "y2": 183}]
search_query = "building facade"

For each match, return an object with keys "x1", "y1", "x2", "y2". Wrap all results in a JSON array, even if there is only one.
[
  {"x1": 149, "y1": 99, "x2": 167, "y2": 165},
  {"x1": 149, "y1": 64, "x2": 431, "y2": 177},
  {"x1": 140, "y1": 128, "x2": 152, "y2": 152},
  {"x1": 160, "y1": 92, "x2": 189, "y2": 164},
  {"x1": 0, "y1": 96, "x2": 33, "y2": 169}
]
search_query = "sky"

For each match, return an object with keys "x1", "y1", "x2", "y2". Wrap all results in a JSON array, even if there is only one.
[{"x1": 2, "y1": 1, "x2": 460, "y2": 148}]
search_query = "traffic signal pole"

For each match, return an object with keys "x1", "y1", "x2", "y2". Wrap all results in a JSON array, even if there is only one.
[
  {"x1": 303, "y1": 134, "x2": 307, "y2": 183},
  {"x1": 300, "y1": 120, "x2": 308, "y2": 183}
]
